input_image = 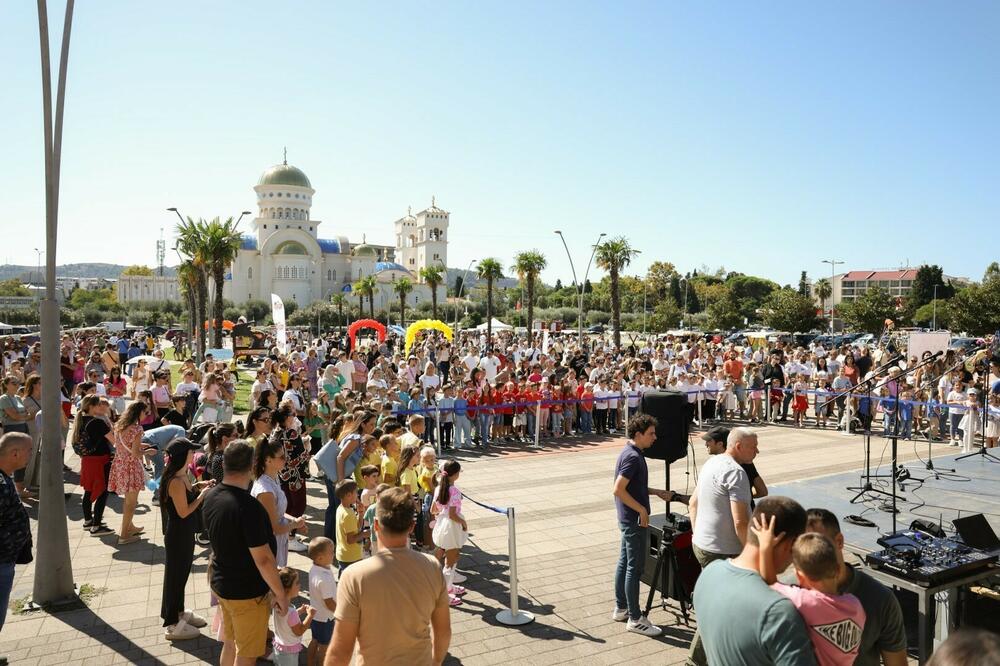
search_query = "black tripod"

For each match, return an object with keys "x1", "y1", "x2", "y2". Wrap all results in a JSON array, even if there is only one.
[
  {"x1": 955, "y1": 348, "x2": 1000, "y2": 464},
  {"x1": 643, "y1": 517, "x2": 691, "y2": 624}
]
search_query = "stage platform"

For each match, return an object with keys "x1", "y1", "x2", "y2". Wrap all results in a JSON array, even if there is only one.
[{"x1": 769, "y1": 448, "x2": 1000, "y2": 556}]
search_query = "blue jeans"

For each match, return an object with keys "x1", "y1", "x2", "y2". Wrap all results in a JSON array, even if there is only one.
[
  {"x1": 579, "y1": 410, "x2": 593, "y2": 434},
  {"x1": 550, "y1": 412, "x2": 563, "y2": 434},
  {"x1": 142, "y1": 425, "x2": 186, "y2": 481},
  {"x1": 526, "y1": 411, "x2": 536, "y2": 438},
  {"x1": 0, "y1": 561, "x2": 15, "y2": 632},
  {"x1": 478, "y1": 413, "x2": 492, "y2": 445},
  {"x1": 324, "y1": 476, "x2": 337, "y2": 542},
  {"x1": 454, "y1": 415, "x2": 472, "y2": 448},
  {"x1": 614, "y1": 520, "x2": 648, "y2": 621}
]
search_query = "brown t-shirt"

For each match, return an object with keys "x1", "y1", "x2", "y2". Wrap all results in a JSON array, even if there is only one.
[{"x1": 335, "y1": 546, "x2": 449, "y2": 665}]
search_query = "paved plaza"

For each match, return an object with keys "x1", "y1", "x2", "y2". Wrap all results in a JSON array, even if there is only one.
[{"x1": 1, "y1": 423, "x2": 932, "y2": 665}]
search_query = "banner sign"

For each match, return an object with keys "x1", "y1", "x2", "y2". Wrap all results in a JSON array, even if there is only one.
[{"x1": 271, "y1": 293, "x2": 287, "y2": 355}]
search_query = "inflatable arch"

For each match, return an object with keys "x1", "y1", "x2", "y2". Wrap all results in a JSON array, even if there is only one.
[
  {"x1": 404, "y1": 319, "x2": 453, "y2": 355},
  {"x1": 347, "y1": 319, "x2": 387, "y2": 350}
]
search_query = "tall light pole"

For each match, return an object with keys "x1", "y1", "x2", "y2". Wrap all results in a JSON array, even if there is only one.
[
  {"x1": 33, "y1": 0, "x2": 77, "y2": 607},
  {"x1": 680, "y1": 276, "x2": 689, "y2": 327},
  {"x1": 555, "y1": 230, "x2": 605, "y2": 348},
  {"x1": 821, "y1": 259, "x2": 844, "y2": 332},
  {"x1": 236, "y1": 210, "x2": 252, "y2": 228},
  {"x1": 454, "y1": 259, "x2": 476, "y2": 331},
  {"x1": 932, "y1": 284, "x2": 939, "y2": 331},
  {"x1": 33, "y1": 247, "x2": 43, "y2": 299}
]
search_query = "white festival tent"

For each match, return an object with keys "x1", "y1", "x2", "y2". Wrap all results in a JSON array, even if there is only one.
[{"x1": 476, "y1": 317, "x2": 513, "y2": 331}]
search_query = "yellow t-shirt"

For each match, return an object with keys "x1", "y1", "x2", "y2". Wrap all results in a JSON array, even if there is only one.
[
  {"x1": 417, "y1": 465, "x2": 435, "y2": 495},
  {"x1": 336, "y1": 505, "x2": 363, "y2": 563},
  {"x1": 399, "y1": 467, "x2": 419, "y2": 495},
  {"x1": 354, "y1": 452, "x2": 381, "y2": 484},
  {"x1": 381, "y1": 455, "x2": 399, "y2": 485}
]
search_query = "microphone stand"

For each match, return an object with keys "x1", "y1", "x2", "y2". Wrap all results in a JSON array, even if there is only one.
[
  {"x1": 846, "y1": 355, "x2": 904, "y2": 506},
  {"x1": 955, "y1": 344, "x2": 1000, "y2": 464}
]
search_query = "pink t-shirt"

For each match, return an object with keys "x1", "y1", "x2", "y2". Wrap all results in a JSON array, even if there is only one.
[
  {"x1": 772, "y1": 583, "x2": 866, "y2": 666},
  {"x1": 433, "y1": 485, "x2": 462, "y2": 517}
]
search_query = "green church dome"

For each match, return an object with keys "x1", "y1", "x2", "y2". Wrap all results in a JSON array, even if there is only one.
[{"x1": 258, "y1": 163, "x2": 311, "y2": 188}]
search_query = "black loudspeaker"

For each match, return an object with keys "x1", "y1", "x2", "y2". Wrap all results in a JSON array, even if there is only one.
[
  {"x1": 637, "y1": 390, "x2": 689, "y2": 463},
  {"x1": 641, "y1": 513, "x2": 700, "y2": 598}
]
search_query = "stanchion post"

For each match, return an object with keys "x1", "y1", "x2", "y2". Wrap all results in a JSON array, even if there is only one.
[
  {"x1": 533, "y1": 400, "x2": 541, "y2": 447},
  {"x1": 435, "y1": 405, "x2": 442, "y2": 458},
  {"x1": 842, "y1": 392, "x2": 853, "y2": 437},
  {"x1": 624, "y1": 394, "x2": 630, "y2": 430},
  {"x1": 697, "y1": 390, "x2": 703, "y2": 427},
  {"x1": 495, "y1": 506, "x2": 535, "y2": 626}
]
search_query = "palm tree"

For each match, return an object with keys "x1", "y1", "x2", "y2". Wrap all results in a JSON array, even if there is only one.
[
  {"x1": 394, "y1": 278, "x2": 414, "y2": 327},
  {"x1": 175, "y1": 216, "x2": 211, "y2": 361},
  {"x1": 331, "y1": 293, "x2": 347, "y2": 329},
  {"x1": 361, "y1": 275, "x2": 378, "y2": 319},
  {"x1": 351, "y1": 280, "x2": 366, "y2": 319},
  {"x1": 419, "y1": 265, "x2": 445, "y2": 320},
  {"x1": 513, "y1": 250, "x2": 547, "y2": 346},
  {"x1": 595, "y1": 237, "x2": 640, "y2": 349},
  {"x1": 815, "y1": 278, "x2": 833, "y2": 323},
  {"x1": 476, "y1": 258, "x2": 505, "y2": 345},
  {"x1": 176, "y1": 260, "x2": 200, "y2": 350},
  {"x1": 199, "y1": 217, "x2": 242, "y2": 348}
]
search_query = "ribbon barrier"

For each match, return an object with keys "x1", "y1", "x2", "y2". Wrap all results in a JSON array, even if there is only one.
[{"x1": 461, "y1": 493, "x2": 535, "y2": 626}]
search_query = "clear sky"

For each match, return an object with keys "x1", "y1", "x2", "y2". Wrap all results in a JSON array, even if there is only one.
[{"x1": 3, "y1": 1, "x2": 998, "y2": 286}]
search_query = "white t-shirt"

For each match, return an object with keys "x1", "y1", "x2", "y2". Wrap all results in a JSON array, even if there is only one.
[
  {"x1": 310, "y1": 564, "x2": 338, "y2": 623},
  {"x1": 479, "y1": 356, "x2": 500, "y2": 383},
  {"x1": 175, "y1": 381, "x2": 200, "y2": 395},
  {"x1": 692, "y1": 454, "x2": 751, "y2": 555},
  {"x1": 272, "y1": 606, "x2": 304, "y2": 651},
  {"x1": 419, "y1": 373, "x2": 441, "y2": 395},
  {"x1": 336, "y1": 360, "x2": 355, "y2": 385}
]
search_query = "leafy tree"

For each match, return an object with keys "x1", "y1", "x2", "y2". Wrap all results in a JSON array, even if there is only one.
[
  {"x1": 174, "y1": 216, "x2": 211, "y2": 360},
  {"x1": 670, "y1": 275, "x2": 683, "y2": 309},
  {"x1": 476, "y1": 258, "x2": 505, "y2": 343},
  {"x1": 583, "y1": 279, "x2": 593, "y2": 294},
  {"x1": 452, "y1": 275, "x2": 465, "y2": 298},
  {"x1": 513, "y1": 250, "x2": 547, "y2": 346},
  {"x1": 985, "y1": 262, "x2": 1000, "y2": 283},
  {"x1": 393, "y1": 278, "x2": 413, "y2": 327},
  {"x1": 726, "y1": 274, "x2": 778, "y2": 323},
  {"x1": 595, "y1": 237, "x2": 640, "y2": 348},
  {"x1": 242, "y1": 299, "x2": 271, "y2": 323},
  {"x1": 798, "y1": 271, "x2": 810, "y2": 296},
  {"x1": 554, "y1": 278, "x2": 563, "y2": 290},
  {"x1": 331, "y1": 293, "x2": 347, "y2": 328},
  {"x1": 686, "y1": 276, "x2": 702, "y2": 313},
  {"x1": 761, "y1": 289, "x2": 821, "y2": 332},
  {"x1": 68, "y1": 287, "x2": 118, "y2": 310},
  {"x1": 0, "y1": 279, "x2": 31, "y2": 297},
  {"x1": 197, "y1": 217, "x2": 243, "y2": 347},
  {"x1": 706, "y1": 293, "x2": 743, "y2": 330},
  {"x1": 648, "y1": 298, "x2": 682, "y2": 332},
  {"x1": 839, "y1": 287, "x2": 896, "y2": 333},
  {"x1": 646, "y1": 261, "x2": 678, "y2": 300},
  {"x1": 948, "y1": 276, "x2": 1000, "y2": 335},
  {"x1": 912, "y1": 299, "x2": 951, "y2": 329},
  {"x1": 908, "y1": 264, "x2": 953, "y2": 313},
  {"x1": 121, "y1": 265, "x2": 154, "y2": 276},
  {"x1": 419, "y1": 265, "x2": 445, "y2": 319}
]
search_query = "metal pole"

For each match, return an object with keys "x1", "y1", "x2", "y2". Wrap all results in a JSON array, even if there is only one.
[
  {"x1": 580, "y1": 233, "x2": 606, "y2": 347},
  {"x1": 554, "y1": 231, "x2": 581, "y2": 347},
  {"x1": 495, "y1": 507, "x2": 535, "y2": 626},
  {"x1": 33, "y1": 0, "x2": 76, "y2": 607},
  {"x1": 534, "y1": 399, "x2": 541, "y2": 447},
  {"x1": 822, "y1": 259, "x2": 843, "y2": 332},
  {"x1": 932, "y1": 285, "x2": 938, "y2": 331}
]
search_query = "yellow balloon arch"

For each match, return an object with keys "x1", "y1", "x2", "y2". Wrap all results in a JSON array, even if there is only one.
[{"x1": 404, "y1": 319, "x2": 453, "y2": 355}]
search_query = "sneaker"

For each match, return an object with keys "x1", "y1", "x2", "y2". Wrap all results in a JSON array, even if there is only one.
[
  {"x1": 611, "y1": 607, "x2": 628, "y2": 622},
  {"x1": 451, "y1": 571, "x2": 467, "y2": 584},
  {"x1": 117, "y1": 535, "x2": 141, "y2": 546},
  {"x1": 195, "y1": 533, "x2": 211, "y2": 546},
  {"x1": 626, "y1": 615, "x2": 662, "y2": 637},
  {"x1": 82, "y1": 519, "x2": 94, "y2": 529},
  {"x1": 151, "y1": 496, "x2": 160, "y2": 506},
  {"x1": 448, "y1": 594, "x2": 463, "y2": 606},
  {"x1": 90, "y1": 524, "x2": 114, "y2": 536},
  {"x1": 164, "y1": 620, "x2": 201, "y2": 641},
  {"x1": 182, "y1": 610, "x2": 208, "y2": 628},
  {"x1": 288, "y1": 539, "x2": 308, "y2": 553},
  {"x1": 449, "y1": 585, "x2": 467, "y2": 596}
]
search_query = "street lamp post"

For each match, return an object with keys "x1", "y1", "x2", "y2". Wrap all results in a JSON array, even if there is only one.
[
  {"x1": 555, "y1": 230, "x2": 606, "y2": 349},
  {"x1": 932, "y1": 284, "x2": 939, "y2": 330},
  {"x1": 33, "y1": 247, "x2": 43, "y2": 299},
  {"x1": 454, "y1": 259, "x2": 476, "y2": 331},
  {"x1": 821, "y1": 258, "x2": 844, "y2": 332},
  {"x1": 680, "y1": 276, "x2": 689, "y2": 327}
]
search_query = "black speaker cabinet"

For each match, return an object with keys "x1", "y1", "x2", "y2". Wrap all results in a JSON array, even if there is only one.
[
  {"x1": 640, "y1": 513, "x2": 700, "y2": 600},
  {"x1": 637, "y1": 390, "x2": 689, "y2": 463}
]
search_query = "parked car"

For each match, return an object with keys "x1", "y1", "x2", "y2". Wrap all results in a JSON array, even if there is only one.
[
  {"x1": 144, "y1": 325, "x2": 167, "y2": 337},
  {"x1": 586, "y1": 324, "x2": 606, "y2": 334},
  {"x1": 949, "y1": 337, "x2": 981, "y2": 354},
  {"x1": 164, "y1": 328, "x2": 185, "y2": 341}
]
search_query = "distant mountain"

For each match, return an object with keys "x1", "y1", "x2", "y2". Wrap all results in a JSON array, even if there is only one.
[{"x1": 0, "y1": 263, "x2": 177, "y2": 281}]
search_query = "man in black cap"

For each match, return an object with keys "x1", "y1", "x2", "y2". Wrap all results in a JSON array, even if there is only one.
[{"x1": 700, "y1": 427, "x2": 768, "y2": 510}]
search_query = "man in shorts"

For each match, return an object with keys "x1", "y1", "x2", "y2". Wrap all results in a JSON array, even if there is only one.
[{"x1": 203, "y1": 440, "x2": 287, "y2": 665}]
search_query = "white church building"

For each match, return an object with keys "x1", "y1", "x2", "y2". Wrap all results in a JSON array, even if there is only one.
[{"x1": 224, "y1": 158, "x2": 448, "y2": 311}]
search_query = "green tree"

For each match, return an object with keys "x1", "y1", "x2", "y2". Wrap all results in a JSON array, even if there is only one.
[
  {"x1": 985, "y1": 262, "x2": 1000, "y2": 283},
  {"x1": 595, "y1": 236, "x2": 640, "y2": 348},
  {"x1": 761, "y1": 289, "x2": 821, "y2": 332},
  {"x1": 839, "y1": 287, "x2": 896, "y2": 333},
  {"x1": 242, "y1": 299, "x2": 271, "y2": 323},
  {"x1": 393, "y1": 277, "x2": 414, "y2": 327},
  {"x1": 646, "y1": 261, "x2": 678, "y2": 300},
  {"x1": 814, "y1": 278, "x2": 832, "y2": 323},
  {"x1": 331, "y1": 293, "x2": 347, "y2": 329},
  {"x1": 948, "y1": 277, "x2": 1000, "y2": 335},
  {"x1": 0, "y1": 279, "x2": 32, "y2": 297},
  {"x1": 174, "y1": 216, "x2": 211, "y2": 360},
  {"x1": 912, "y1": 299, "x2": 951, "y2": 329},
  {"x1": 647, "y1": 298, "x2": 682, "y2": 332},
  {"x1": 908, "y1": 264, "x2": 953, "y2": 314},
  {"x1": 798, "y1": 271, "x2": 810, "y2": 296},
  {"x1": 177, "y1": 261, "x2": 199, "y2": 343},
  {"x1": 453, "y1": 275, "x2": 465, "y2": 298},
  {"x1": 120, "y1": 265, "x2": 154, "y2": 276},
  {"x1": 554, "y1": 278, "x2": 563, "y2": 291},
  {"x1": 361, "y1": 275, "x2": 378, "y2": 319},
  {"x1": 706, "y1": 293, "x2": 744, "y2": 330},
  {"x1": 726, "y1": 274, "x2": 779, "y2": 323},
  {"x1": 419, "y1": 265, "x2": 445, "y2": 320},
  {"x1": 476, "y1": 258, "x2": 505, "y2": 343},
  {"x1": 351, "y1": 280, "x2": 366, "y2": 317},
  {"x1": 198, "y1": 217, "x2": 242, "y2": 348},
  {"x1": 513, "y1": 250, "x2": 547, "y2": 346}
]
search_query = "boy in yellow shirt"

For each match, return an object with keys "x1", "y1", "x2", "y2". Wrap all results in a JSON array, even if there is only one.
[
  {"x1": 334, "y1": 479, "x2": 367, "y2": 573},
  {"x1": 379, "y1": 434, "x2": 400, "y2": 485}
]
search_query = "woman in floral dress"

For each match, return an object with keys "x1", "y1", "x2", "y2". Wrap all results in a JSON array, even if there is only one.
[{"x1": 109, "y1": 400, "x2": 149, "y2": 545}]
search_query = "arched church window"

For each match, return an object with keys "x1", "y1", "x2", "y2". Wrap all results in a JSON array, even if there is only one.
[
  {"x1": 331, "y1": 268, "x2": 337, "y2": 282},
  {"x1": 248, "y1": 267, "x2": 252, "y2": 280},
  {"x1": 327, "y1": 269, "x2": 331, "y2": 281}
]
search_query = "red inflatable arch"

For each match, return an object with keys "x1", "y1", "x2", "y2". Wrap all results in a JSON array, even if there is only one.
[{"x1": 347, "y1": 319, "x2": 386, "y2": 350}]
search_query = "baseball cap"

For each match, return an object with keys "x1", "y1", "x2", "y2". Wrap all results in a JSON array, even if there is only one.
[
  {"x1": 164, "y1": 437, "x2": 203, "y2": 459},
  {"x1": 700, "y1": 427, "x2": 730, "y2": 444}
]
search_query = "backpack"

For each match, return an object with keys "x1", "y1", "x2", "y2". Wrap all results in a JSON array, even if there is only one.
[{"x1": 72, "y1": 420, "x2": 99, "y2": 457}]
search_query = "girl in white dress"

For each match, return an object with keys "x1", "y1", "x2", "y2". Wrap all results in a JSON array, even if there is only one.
[
  {"x1": 431, "y1": 459, "x2": 468, "y2": 607},
  {"x1": 958, "y1": 390, "x2": 980, "y2": 453},
  {"x1": 986, "y1": 393, "x2": 1000, "y2": 448}
]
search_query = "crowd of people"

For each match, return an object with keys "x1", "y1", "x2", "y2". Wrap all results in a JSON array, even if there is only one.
[{"x1": 0, "y1": 323, "x2": 998, "y2": 664}]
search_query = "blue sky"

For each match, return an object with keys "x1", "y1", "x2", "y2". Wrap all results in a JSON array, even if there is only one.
[{"x1": 2, "y1": 1, "x2": 998, "y2": 286}]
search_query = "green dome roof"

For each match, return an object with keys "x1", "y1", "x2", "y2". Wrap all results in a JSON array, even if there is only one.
[
  {"x1": 352, "y1": 244, "x2": 378, "y2": 258},
  {"x1": 258, "y1": 163, "x2": 311, "y2": 188}
]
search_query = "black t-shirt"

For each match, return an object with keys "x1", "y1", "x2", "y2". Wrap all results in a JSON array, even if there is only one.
[
  {"x1": 161, "y1": 409, "x2": 187, "y2": 428},
  {"x1": 202, "y1": 483, "x2": 275, "y2": 600},
  {"x1": 83, "y1": 416, "x2": 112, "y2": 456},
  {"x1": 742, "y1": 462, "x2": 760, "y2": 509}
]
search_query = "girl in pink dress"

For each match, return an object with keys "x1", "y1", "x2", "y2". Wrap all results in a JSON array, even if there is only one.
[{"x1": 109, "y1": 400, "x2": 149, "y2": 545}]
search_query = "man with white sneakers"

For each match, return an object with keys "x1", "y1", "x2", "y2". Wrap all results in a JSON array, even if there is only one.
[{"x1": 610, "y1": 414, "x2": 674, "y2": 637}]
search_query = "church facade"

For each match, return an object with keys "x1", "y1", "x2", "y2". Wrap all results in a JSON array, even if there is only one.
[{"x1": 224, "y1": 159, "x2": 448, "y2": 312}]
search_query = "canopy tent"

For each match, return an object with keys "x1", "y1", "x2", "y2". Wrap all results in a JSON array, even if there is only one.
[{"x1": 476, "y1": 317, "x2": 513, "y2": 331}]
